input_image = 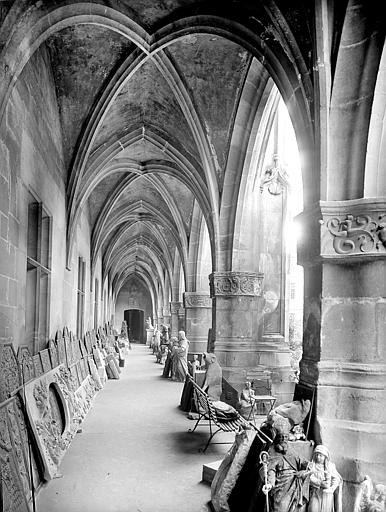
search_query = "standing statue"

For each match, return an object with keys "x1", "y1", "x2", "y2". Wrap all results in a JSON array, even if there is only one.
[
  {"x1": 171, "y1": 330, "x2": 189, "y2": 382},
  {"x1": 121, "y1": 320, "x2": 128, "y2": 339},
  {"x1": 238, "y1": 381, "x2": 257, "y2": 419},
  {"x1": 162, "y1": 337, "x2": 178, "y2": 378},
  {"x1": 261, "y1": 432, "x2": 310, "y2": 512},
  {"x1": 307, "y1": 444, "x2": 342, "y2": 512},
  {"x1": 202, "y1": 352, "x2": 222, "y2": 401}
]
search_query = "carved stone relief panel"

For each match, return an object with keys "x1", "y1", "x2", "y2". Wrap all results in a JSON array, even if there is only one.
[
  {"x1": 70, "y1": 332, "x2": 81, "y2": 363},
  {"x1": 12, "y1": 394, "x2": 42, "y2": 492},
  {"x1": 0, "y1": 451, "x2": 30, "y2": 512},
  {"x1": 33, "y1": 354, "x2": 44, "y2": 378},
  {"x1": 0, "y1": 400, "x2": 32, "y2": 512},
  {"x1": 70, "y1": 364, "x2": 81, "y2": 389},
  {"x1": 17, "y1": 346, "x2": 35, "y2": 385},
  {"x1": 23, "y1": 365, "x2": 99, "y2": 480},
  {"x1": 7, "y1": 400, "x2": 30, "y2": 496},
  {"x1": 48, "y1": 339, "x2": 59, "y2": 369},
  {"x1": 39, "y1": 349, "x2": 51, "y2": 374},
  {"x1": 56, "y1": 337, "x2": 66, "y2": 366},
  {"x1": 0, "y1": 343, "x2": 21, "y2": 402},
  {"x1": 63, "y1": 329, "x2": 74, "y2": 367}
]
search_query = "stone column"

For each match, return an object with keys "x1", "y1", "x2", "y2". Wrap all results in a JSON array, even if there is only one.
[
  {"x1": 183, "y1": 292, "x2": 212, "y2": 355},
  {"x1": 178, "y1": 306, "x2": 185, "y2": 332},
  {"x1": 209, "y1": 271, "x2": 264, "y2": 387},
  {"x1": 162, "y1": 308, "x2": 171, "y2": 329},
  {"x1": 170, "y1": 301, "x2": 182, "y2": 338},
  {"x1": 156, "y1": 309, "x2": 163, "y2": 328},
  {"x1": 297, "y1": 199, "x2": 386, "y2": 507}
]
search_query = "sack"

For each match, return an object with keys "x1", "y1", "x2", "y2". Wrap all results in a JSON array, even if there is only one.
[{"x1": 212, "y1": 400, "x2": 239, "y2": 421}]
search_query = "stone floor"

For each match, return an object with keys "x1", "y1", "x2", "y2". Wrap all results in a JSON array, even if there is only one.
[{"x1": 35, "y1": 344, "x2": 232, "y2": 512}]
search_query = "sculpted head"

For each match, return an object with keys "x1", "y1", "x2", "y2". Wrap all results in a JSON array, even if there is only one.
[{"x1": 273, "y1": 433, "x2": 289, "y2": 454}]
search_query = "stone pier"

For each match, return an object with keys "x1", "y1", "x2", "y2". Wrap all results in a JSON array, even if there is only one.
[
  {"x1": 183, "y1": 292, "x2": 212, "y2": 355},
  {"x1": 297, "y1": 199, "x2": 386, "y2": 508}
]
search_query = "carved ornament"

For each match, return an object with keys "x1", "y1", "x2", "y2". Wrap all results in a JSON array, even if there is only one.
[
  {"x1": 326, "y1": 214, "x2": 386, "y2": 255},
  {"x1": 17, "y1": 346, "x2": 35, "y2": 384},
  {"x1": 169, "y1": 302, "x2": 182, "y2": 314},
  {"x1": 183, "y1": 293, "x2": 211, "y2": 308},
  {"x1": 209, "y1": 272, "x2": 263, "y2": 297},
  {"x1": 260, "y1": 154, "x2": 288, "y2": 195},
  {"x1": 0, "y1": 343, "x2": 21, "y2": 402},
  {"x1": 297, "y1": 200, "x2": 386, "y2": 265}
]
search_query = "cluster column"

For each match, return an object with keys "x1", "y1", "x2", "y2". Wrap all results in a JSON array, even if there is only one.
[
  {"x1": 183, "y1": 292, "x2": 212, "y2": 355},
  {"x1": 297, "y1": 199, "x2": 386, "y2": 506},
  {"x1": 209, "y1": 271, "x2": 264, "y2": 386}
]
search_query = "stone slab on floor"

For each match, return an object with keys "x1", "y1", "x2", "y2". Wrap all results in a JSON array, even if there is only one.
[{"x1": 202, "y1": 459, "x2": 223, "y2": 485}]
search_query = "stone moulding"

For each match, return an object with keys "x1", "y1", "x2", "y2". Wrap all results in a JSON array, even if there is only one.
[
  {"x1": 183, "y1": 293, "x2": 212, "y2": 308},
  {"x1": 209, "y1": 272, "x2": 263, "y2": 297}
]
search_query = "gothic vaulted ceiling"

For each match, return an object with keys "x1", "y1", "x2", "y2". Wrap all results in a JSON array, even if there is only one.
[{"x1": 2, "y1": 0, "x2": 320, "y2": 298}]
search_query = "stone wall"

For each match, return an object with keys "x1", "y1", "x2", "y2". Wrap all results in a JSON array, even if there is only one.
[{"x1": 0, "y1": 43, "x2": 99, "y2": 350}]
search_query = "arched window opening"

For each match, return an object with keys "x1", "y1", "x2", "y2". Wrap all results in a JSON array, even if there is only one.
[
  {"x1": 259, "y1": 97, "x2": 304, "y2": 380},
  {"x1": 196, "y1": 221, "x2": 212, "y2": 292}
]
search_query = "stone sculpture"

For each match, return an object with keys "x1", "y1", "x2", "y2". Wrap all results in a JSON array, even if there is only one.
[
  {"x1": 307, "y1": 444, "x2": 342, "y2": 512},
  {"x1": 261, "y1": 433, "x2": 310, "y2": 512},
  {"x1": 238, "y1": 381, "x2": 256, "y2": 418},
  {"x1": 171, "y1": 331, "x2": 189, "y2": 382},
  {"x1": 354, "y1": 476, "x2": 386, "y2": 512},
  {"x1": 202, "y1": 352, "x2": 222, "y2": 401}
]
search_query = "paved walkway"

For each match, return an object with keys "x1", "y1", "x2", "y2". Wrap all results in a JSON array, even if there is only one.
[{"x1": 35, "y1": 344, "x2": 230, "y2": 512}]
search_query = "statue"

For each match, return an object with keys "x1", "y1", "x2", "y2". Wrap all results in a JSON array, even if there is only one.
[
  {"x1": 307, "y1": 444, "x2": 342, "y2": 512},
  {"x1": 238, "y1": 381, "x2": 257, "y2": 418},
  {"x1": 202, "y1": 352, "x2": 222, "y2": 401},
  {"x1": 162, "y1": 337, "x2": 178, "y2": 378},
  {"x1": 261, "y1": 432, "x2": 310, "y2": 512},
  {"x1": 354, "y1": 476, "x2": 386, "y2": 512},
  {"x1": 171, "y1": 331, "x2": 189, "y2": 382},
  {"x1": 145, "y1": 316, "x2": 153, "y2": 329},
  {"x1": 188, "y1": 354, "x2": 201, "y2": 376},
  {"x1": 264, "y1": 398, "x2": 311, "y2": 439},
  {"x1": 152, "y1": 328, "x2": 161, "y2": 355}
]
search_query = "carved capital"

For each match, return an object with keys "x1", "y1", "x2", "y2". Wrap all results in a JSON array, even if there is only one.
[
  {"x1": 297, "y1": 199, "x2": 386, "y2": 266},
  {"x1": 169, "y1": 301, "x2": 182, "y2": 314},
  {"x1": 209, "y1": 272, "x2": 263, "y2": 297},
  {"x1": 183, "y1": 292, "x2": 211, "y2": 308}
]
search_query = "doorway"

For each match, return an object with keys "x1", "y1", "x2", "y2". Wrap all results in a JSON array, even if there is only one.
[{"x1": 124, "y1": 309, "x2": 145, "y2": 343}]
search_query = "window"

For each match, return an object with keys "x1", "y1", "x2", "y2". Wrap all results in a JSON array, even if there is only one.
[
  {"x1": 26, "y1": 195, "x2": 51, "y2": 353},
  {"x1": 76, "y1": 257, "x2": 86, "y2": 338}
]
